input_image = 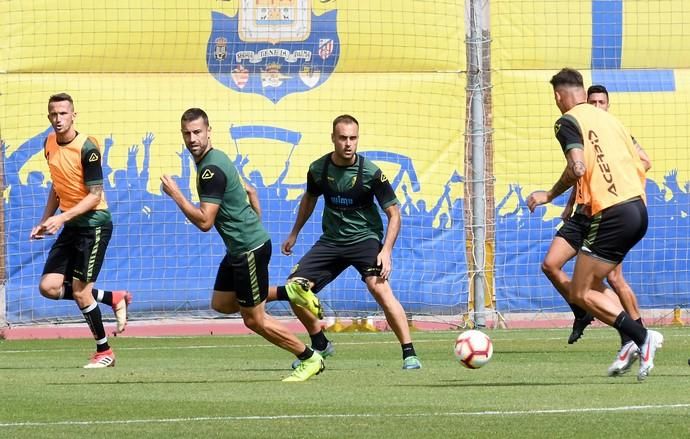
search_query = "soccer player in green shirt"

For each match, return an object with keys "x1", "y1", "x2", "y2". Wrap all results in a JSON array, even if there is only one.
[
  {"x1": 270, "y1": 114, "x2": 422, "y2": 370},
  {"x1": 161, "y1": 108, "x2": 324, "y2": 382}
]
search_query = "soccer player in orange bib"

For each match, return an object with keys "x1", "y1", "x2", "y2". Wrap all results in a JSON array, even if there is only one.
[
  {"x1": 32, "y1": 93, "x2": 131, "y2": 368},
  {"x1": 527, "y1": 69, "x2": 662, "y2": 381},
  {"x1": 537, "y1": 84, "x2": 653, "y2": 376}
]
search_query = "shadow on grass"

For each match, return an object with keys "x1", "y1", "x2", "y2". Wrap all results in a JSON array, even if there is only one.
[
  {"x1": 398, "y1": 380, "x2": 640, "y2": 387},
  {"x1": 48, "y1": 379, "x2": 278, "y2": 385}
]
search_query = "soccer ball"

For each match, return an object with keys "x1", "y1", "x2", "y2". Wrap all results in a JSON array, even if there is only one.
[{"x1": 454, "y1": 329, "x2": 493, "y2": 369}]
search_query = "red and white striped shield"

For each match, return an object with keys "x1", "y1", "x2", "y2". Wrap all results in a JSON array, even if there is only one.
[{"x1": 318, "y1": 39, "x2": 334, "y2": 60}]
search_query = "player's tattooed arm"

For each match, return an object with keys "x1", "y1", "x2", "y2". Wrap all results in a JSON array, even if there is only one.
[
  {"x1": 89, "y1": 183, "x2": 104, "y2": 197},
  {"x1": 634, "y1": 138, "x2": 652, "y2": 172},
  {"x1": 527, "y1": 150, "x2": 584, "y2": 212},
  {"x1": 571, "y1": 160, "x2": 585, "y2": 178},
  {"x1": 550, "y1": 177, "x2": 571, "y2": 199},
  {"x1": 548, "y1": 154, "x2": 584, "y2": 200}
]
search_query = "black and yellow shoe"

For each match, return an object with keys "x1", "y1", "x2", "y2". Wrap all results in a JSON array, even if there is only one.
[{"x1": 285, "y1": 279, "x2": 323, "y2": 319}]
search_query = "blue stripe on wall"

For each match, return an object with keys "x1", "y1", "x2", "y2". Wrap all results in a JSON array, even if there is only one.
[
  {"x1": 591, "y1": 0, "x2": 675, "y2": 92},
  {"x1": 591, "y1": 69, "x2": 676, "y2": 92},
  {"x1": 591, "y1": 0, "x2": 623, "y2": 69}
]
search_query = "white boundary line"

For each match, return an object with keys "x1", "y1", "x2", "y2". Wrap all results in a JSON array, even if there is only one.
[
  {"x1": 1, "y1": 331, "x2": 688, "y2": 354},
  {"x1": 2, "y1": 404, "x2": 690, "y2": 428},
  {"x1": 0, "y1": 339, "x2": 438, "y2": 354}
]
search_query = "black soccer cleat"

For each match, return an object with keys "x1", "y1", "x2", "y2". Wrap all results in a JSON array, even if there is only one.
[{"x1": 568, "y1": 313, "x2": 594, "y2": 344}]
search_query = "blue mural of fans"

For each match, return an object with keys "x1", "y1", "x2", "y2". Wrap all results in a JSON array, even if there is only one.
[{"x1": 2, "y1": 125, "x2": 688, "y2": 322}]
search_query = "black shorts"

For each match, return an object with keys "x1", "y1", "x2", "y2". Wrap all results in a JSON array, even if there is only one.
[
  {"x1": 555, "y1": 213, "x2": 592, "y2": 251},
  {"x1": 582, "y1": 198, "x2": 648, "y2": 264},
  {"x1": 214, "y1": 240, "x2": 271, "y2": 307},
  {"x1": 42, "y1": 222, "x2": 113, "y2": 283},
  {"x1": 288, "y1": 238, "x2": 382, "y2": 293}
]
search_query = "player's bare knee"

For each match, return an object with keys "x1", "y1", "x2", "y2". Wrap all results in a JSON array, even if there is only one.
[
  {"x1": 214, "y1": 303, "x2": 238, "y2": 314},
  {"x1": 211, "y1": 302, "x2": 226, "y2": 313},
  {"x1": 606, "y1": 273, "x2": 625, "y2": 290},
  {"x1": 211, "y1": 295, "x2": 239, "y2": 314},
  {"x1": 366, "y1": 282, "x2": 396, "y2": 305},
  {"x1": 566, "y1": 284, "x2": 585, "y2": 302},
  {"x1": 541, "y1": 260, "x2": 558, "y2": 278},
  {"x1": 38, "y1": 281, "x2": 61, "y2": 299},
  {"x1": 367, "y1": 288, "x2": 386, "y2": 303},
  {"x1": 242, "y1": 315, "x2": 264, "y2": 333},
  {"x1": 38, "y1": 288, "x2": 58, "y2": 299},
  {"x1": 571, "y1": 290, "x2": 591, "y2": 308}
]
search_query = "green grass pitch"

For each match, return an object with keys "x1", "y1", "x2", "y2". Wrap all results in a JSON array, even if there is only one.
[{"x1": 1, "y1": 327, "x2": 689, "y2": 438}]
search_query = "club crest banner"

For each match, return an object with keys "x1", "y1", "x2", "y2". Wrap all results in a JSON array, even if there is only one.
[{"x1": 207, "y1": 0, "x2": 339, "y2": 103}]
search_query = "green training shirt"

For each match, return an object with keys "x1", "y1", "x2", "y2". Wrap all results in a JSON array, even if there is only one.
[
  {"x1": 306, "y1": 153, "x2": 398, "y2": 245},
  {"x1": 196, "y1": 148, "x2": 269, "y2": 254}
]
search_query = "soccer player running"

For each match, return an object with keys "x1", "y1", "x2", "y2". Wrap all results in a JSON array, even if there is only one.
[
  {"x1": 31, "y1": 93, "x2": 131, "y2": 368},
  {"x1": 268, "y1": 114, "x2": 422, "y2": 370},
  {"x1": 527, "y1": 69, "x2": 662, "y2": 381},
  {"x1": 160, "y1": 108, "x2": 324, "y2": 382},
  {"x1": 538, "y1": 84, "x2": 653, "y2": 376}
]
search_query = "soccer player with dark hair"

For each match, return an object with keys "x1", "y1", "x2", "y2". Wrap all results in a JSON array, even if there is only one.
[
  {"x1": 268, "y1": 114, "x2": 422, "y2": 370},
  {"x1": 587, "y1": 84, "x2": 651, "y2": 170},
  {"x1": 527, "y1": 68, "x2": 663, "y2": 381},
  {"x1": 32, "y1": 93, "x2": 131, "y2": 368},
  {"x1": 537, "y1": 83, "x2": 654, "y2": 376},
  {"x1": 160, "y1": 108, "x2": 325, "y2": 382}
]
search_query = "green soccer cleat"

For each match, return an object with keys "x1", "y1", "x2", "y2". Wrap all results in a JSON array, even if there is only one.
[
  {"x1": 285, "y1": 279, "x2": 323, "y2": 319},
  {"x1": 291, "y1": 341, "x2": 335, "y2": 369},
  {"x1": 282, "y1": 352, "x2": 325, "y2": 382},
  {"x1": 402, "y1": 355, "x2": 422, "y2": 370}
]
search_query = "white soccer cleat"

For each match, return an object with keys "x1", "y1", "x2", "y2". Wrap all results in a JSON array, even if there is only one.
[
  {"x1": 637, "y1": 330, "x2": 663, "y2": 382},
  {"x1": 83, "y1": 349, "x2": 116, "y2": 369},
  {"x1": 111, "y1": 290, "x2": 132, "y2": 333},
  {"x1": 607, "y1": 340, "x2": 639, "y2": 377}
]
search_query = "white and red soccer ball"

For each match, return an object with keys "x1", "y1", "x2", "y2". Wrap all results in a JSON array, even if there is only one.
[{"x1": 454, "y1": 329, "x2": 493, "y2": 369}]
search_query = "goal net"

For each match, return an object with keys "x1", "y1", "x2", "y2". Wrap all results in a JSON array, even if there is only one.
[
  {"x1": 491, "y1": 0, "x2": 690, "y2": 324},
  {"x1": 1, "y1": 1, "x2": 468, "y2": 327},
  {"x1": 1, "y1": 0, "x2": 688, "y2": 329}
]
